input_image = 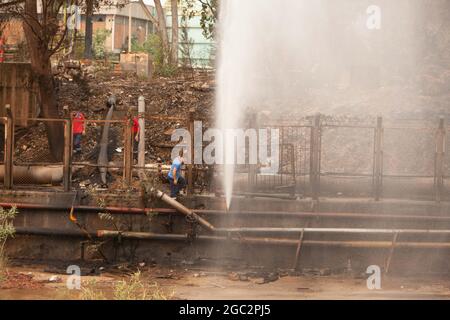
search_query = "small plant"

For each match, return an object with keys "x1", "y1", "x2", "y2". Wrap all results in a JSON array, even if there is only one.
[
  {"x1": 133, "y1": 34, "x2": 178, "y2": 77},
  {"x1": 93, "y1": 29, "x2": 112, "y2": 60},
  {"x1": 80, "y1": 271, "x2": 173, "y2": 300},
  {"x1": 80, "y1": 279, "x2": 107, "y2": 300},
  {"x1": 0, "y1": 206, "x2": 17, "y2": 280}
]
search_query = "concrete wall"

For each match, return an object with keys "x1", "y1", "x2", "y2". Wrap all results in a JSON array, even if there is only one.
[{"x1": 4, "y1": 189, "x2": 450, "y2": 273}]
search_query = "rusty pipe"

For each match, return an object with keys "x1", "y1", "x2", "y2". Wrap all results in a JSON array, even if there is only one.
[
  {"x1": 2, "y1": 201, "x2": 450, "y2": 223},
  {"x1": 152, "y1": 189, "x2": 216, "y2": 232},
  {"x1": 96, "y1": 230, "x2": 450, "y2": 249},
  {"x1": 217, "y1": 191, "x2": 297, "y2": 200},
  {"x1": 13, "y1": 227, "x2": 450, "y2": 250},
  {"x1": 15, "y1": 227, "x2": 96, "y2": 238},
  {"x1": 215, "y1": 227, "x2": 450, "y2": 236},
  {"x1": 98, "y1": 104, "x2": 114, "y2": 185}
]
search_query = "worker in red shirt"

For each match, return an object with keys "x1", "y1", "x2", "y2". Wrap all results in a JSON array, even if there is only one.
[
  {"x1": 0, "y1": 37, "x2": 5, "y2": 63},
  {"x1": 132, "y1": 116, "x2": 140, "y2": 160},
  {"x1": 72, "y1": 111, "x2": 86, "y2": 154}
]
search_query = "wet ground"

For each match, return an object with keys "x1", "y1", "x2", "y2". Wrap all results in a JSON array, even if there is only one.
[{"x1": 1, "y1": 262, "x2": 450, "y2": 300}]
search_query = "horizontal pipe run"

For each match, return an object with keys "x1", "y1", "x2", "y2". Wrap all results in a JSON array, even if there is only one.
[
  {"x1": 209, "y1": 210, "x2": 450, "y2": 222},
  {"x1": 15, "y1": 227, "x2": 96, "y2": 238},
  {"x1": 12, "y1": 227, "x2": 450, "y2": 250},
  {"x1": 223, "y1": 192, "x2": 297, "y2": 200},
  {"x1": 72, "y1": 162, "x2": 124, "y2": 169},
  {"x1": 216, "y1": 227, "x2": 450, "y2": 236},
  {"x1": 97, "y1": 230, "x2": 450, "y2": 249},
  {"x1": 3, "y1": 202, "x2": 450, "y2": 222},
  {"x1": 13, "y1": 162, "x2": 64, "y2": 167}
]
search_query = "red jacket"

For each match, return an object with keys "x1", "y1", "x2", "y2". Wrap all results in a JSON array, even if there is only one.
[
  {"x1": 72, "y1": 112, "x2": 85, "y2": 134},
  {"x1": 132, "y1": 117, "x2": 139, "y2": 134},
  {"x1": 0, "y1": 38, "x2": 4, "y2": 63}
]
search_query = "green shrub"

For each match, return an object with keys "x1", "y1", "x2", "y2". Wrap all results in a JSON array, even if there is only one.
[
  {"x1": 93, "y1": 29, "x2": 112, "y2": 60},
  {"x1": 133, "y1": 34, "x2": 177, "y2": 77},
  {"x1": 0, "y1": 206, "x2": 17, "y2": 279},
  {"x1": 81, "y1": 271, "x2": 173, "y2": 300}
]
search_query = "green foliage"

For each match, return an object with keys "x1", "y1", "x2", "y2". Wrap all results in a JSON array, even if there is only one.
[
  {"x1": 0, "y1": 207, "x2": 17, "y2": 276},
  {"x1": 81, "y1": 271, "x2": 173, "y2": 300},
  {"x1": 158, "y1": 63, "x2": 178, "y2": 77},
  {"x1": 93, "y1": 29, "x2": 111, "y2": 59},
  {"x1": 199, "y1": 0, "x2": 218, "y2": 40},
  {"x1": 131, "y1": 35, "x2": 142, "y2": 53},
  {"x1": 184, "y1": 0, "x2": 218, "y2": 40},
  {"x1": 80, "y1": 279, "x2": 107, "y2": 300},
  {"x1": 180, "y1": 6, "x2": 195, "y2": 69},
  {"x1": 132, "y1": 34, "x2": 177, "y2": 77}
]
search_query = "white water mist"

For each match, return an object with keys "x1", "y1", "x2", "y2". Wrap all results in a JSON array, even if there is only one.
[{"x1": 216, "y1": 0, "x2": 419, "y2": 209}]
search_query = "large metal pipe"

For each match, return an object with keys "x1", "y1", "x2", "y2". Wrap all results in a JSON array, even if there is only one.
[
  {"x1": 96, "y1": 230, "x2": 450, "y2": 249},
  {"x1": 12, "y1": 227, "x2": 450, "y2": 250},
  {"x1": 152, "y1": 189, "x2": 216, "y2": 232},
  {"x1": 98, "y1": 102, "x2": 115, "y2": 185},
  {"x1": 0, "y1": 165, "x2": 63, "y2": 184},
  {"x1": 15, "y1": 227, "x2": 96, "y2": 238},
  {"x1": 215, "y1": 227, "x2": 450, "y2": 236},
  {"x1": 218, "y1": 191, "x2": 297, "y2": 200},
  {"x1": 2, "y1": 201, "x2": 450, "y2": 223}
]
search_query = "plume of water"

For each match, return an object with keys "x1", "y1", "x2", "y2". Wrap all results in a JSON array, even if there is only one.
[{"x1": 216, "y1": 0, "x2": 420, "y2": 209}]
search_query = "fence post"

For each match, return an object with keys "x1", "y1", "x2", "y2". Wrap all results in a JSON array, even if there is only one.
[
  {"x1": 310, "y1": 114, "x2": 321, "y2": 200},
  {"x1": 123, "y1": 114, "x2": 133, "y2": 187},
  {"x1": 291, "y1": 144, "x2": 296, "y2": 197},
  {"x1": 247, "y1": 111, "x2": 257, "y2": 192},
  {"x1": 138, "y1": 96, "x2": 146, "y2": 172},
  {"x1": 186, "y1": 110, "x2": 195, "y2": 195},
  {"x1": 373, "y1": 116, "x2": 383, "y2": 201},
  {"x1": 435, "y1": 117, "x2": 445, "y2": 202},
  {"x1": 4, "y1": 104, "x2": 13, "y2": 189},
  {"x1": 63, "y1": 118, "x2": 72, "y2": 192}
]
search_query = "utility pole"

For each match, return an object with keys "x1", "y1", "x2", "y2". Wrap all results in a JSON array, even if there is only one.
[{"x1": 128, "y1": 2, "x2": 132, "y2": 53}]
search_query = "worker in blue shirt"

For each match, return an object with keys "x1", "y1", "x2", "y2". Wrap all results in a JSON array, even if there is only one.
[{"x1": 168, "y1": 149, "x2": 186, "y2": 198}]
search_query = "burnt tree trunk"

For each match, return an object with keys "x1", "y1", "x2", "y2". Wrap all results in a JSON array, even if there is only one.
[
  {"x1": 170, "y1": 0, "x2": 179, "y2": 66},
  {"x1": 84, "y1": 0, "x2": 94, "y2": 59},
  {"x1": 154, "y1": 0, "x2": 170, "y2": 65},
  {"x1": 23, "y1": 0, "x2": 64, "y2": 161}
]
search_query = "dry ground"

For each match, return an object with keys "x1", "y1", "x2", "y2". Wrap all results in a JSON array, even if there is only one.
[{"x1": 1, "y1": 263, "x2": 450, "y2": 300}]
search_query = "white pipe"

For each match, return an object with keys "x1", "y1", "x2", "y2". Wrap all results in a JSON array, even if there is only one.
[
  {"x1": 138, "y1": 96, "x2": 145, "y2": 170},
  {"x1": 216, "y1": 227, "x2": 450, "y2": 235}
]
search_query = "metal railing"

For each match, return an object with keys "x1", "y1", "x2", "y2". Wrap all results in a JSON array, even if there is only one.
[
  {"x1": 1, "y1": 105, "x2": 449, "y2": 202},
  {"x1": 0, "y1": 105, "x2": 209, "y2": 195},
  {"x1": 258, "y1": 114, "x2": 449, "y2": 202}
]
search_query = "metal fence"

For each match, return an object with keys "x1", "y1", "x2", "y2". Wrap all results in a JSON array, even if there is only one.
[
  {"x1": 0, "y1": 107, "x2": 207, "y2": 195},
  {"x1": 256, "y1": 115, "x2": 449, "y2": 202},
  {"x1": 1, "y1": 108, "x2": 449, "y2": 202}
]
